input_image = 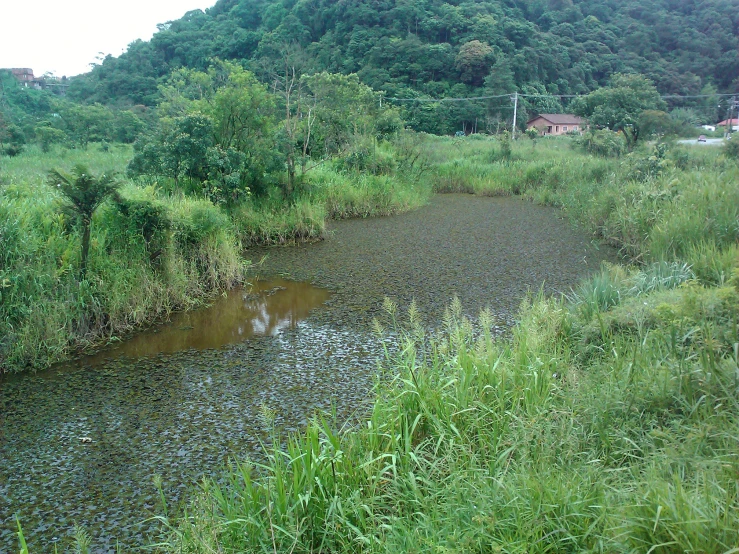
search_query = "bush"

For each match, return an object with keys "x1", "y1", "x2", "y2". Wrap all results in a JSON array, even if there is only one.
[
  {"x1": 723, "y1": 138, "x2": 739, "y2": 161},
  {"x1": 113, "y1": 194, "x2": 171, "y2": 264},
  {"x1": 621, "y1": 142, "x2": 671, "y2": 182},
  {"x1": 574, "y1": 129, "x2": 626, "y2": 157}
]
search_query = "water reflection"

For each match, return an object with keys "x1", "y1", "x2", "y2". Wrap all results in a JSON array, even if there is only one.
[{"x1": 88, "y1": 279, "x2": 332, "y2": 361}]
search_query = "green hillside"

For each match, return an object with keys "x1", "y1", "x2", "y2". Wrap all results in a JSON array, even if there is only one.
[{"x1": 70, "y1": 0, "x2": 739, "y2": 129}]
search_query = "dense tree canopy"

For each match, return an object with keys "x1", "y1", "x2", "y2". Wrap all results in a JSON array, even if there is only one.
[{"x1": 69, "y1": 0, "x2": 739, "y2": 132}]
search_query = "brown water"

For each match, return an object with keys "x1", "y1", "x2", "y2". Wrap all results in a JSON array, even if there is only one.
[
  {"x1": 84, "y1": 278, "x2": 332, "y2": 362},
  {"x1": 0, "y1": 195, "x2": 618, "y2": 553}
]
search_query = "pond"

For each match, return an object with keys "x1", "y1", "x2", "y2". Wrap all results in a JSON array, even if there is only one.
[{"x1": 0, "y1": 194, "x2": 617, "y2": 552}]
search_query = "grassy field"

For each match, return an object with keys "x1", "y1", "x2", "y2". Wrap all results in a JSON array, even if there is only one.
[
  {"x1": 5, "y1": 135, "x2": 739, "y2": 552},
  {"x1": 159, "y1": 136, "x2": 739, "y2": 553}
]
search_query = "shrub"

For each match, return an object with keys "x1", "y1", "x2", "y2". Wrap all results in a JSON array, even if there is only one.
[
  {"x1": 574, "y1": 129, "x2": 626, "y2": 157},
  {"x1": 113, "y1": 194, "x2": 171, "y2": 264},
  {"x1": 621, "y1": 142, "x2": 670, "y2": 182},
  {"x1": 723, "y1": 138, "x2": 739, "y2": 161}
]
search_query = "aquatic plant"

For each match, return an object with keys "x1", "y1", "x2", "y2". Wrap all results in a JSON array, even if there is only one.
[{"x1": 158, "y1": 136, "x2": 739, "y2": 553}]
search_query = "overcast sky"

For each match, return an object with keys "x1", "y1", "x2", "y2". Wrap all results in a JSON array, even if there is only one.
[{"x1": 0, "y1": 0, "x2": 216, "y2": 78}]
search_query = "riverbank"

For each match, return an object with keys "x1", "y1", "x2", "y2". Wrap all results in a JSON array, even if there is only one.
[
  {"x1": 2, "y1": 194, "x2": 615, "y2": 552},
  {"x1": 162, "y1": 138, "x2": 739, "y2": 552},
  {"x1": 1, "y1": 145, "x2": 244, "y2": 372},
  {"x1": 0, "y1": 143, "x2": 431, "y2": 372}
]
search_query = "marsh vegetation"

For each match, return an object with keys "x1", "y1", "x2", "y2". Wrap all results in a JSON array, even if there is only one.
[
  {"x1": 162, "y1": 137, "x2": 739, "y2": 553},
  {"x1": 2, "y1": 92, "x2": 739, "y2": 552}
]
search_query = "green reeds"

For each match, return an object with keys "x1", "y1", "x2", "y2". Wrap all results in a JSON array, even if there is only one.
[{"x1": 163, "y1": 136, "x2": 739, "y2": 553}]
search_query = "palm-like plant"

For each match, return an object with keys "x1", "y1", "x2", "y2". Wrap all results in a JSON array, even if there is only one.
[{"x1": 47, "y1": 164, "x2": 121, "y2": 278}]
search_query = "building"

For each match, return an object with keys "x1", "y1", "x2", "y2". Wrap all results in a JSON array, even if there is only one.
[
  {"x1": 5, "y1": 68, "x2": 43, "y2": 88},
  {"x1": 526, "y1": 114, "x2": 585, "y2": 136},
  {"x1": 716, "y1": 118, "x2": 738, "y2": 131},
  {"x1": 1, "y1": 68, "x2": 69, "y2": 95}
]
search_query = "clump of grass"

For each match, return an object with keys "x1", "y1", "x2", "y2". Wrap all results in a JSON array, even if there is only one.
[
  {"x1": 233, "y1": 198, "x2": 327, "y2": 246},
  {"x1": 568, "y1": 263, "x2": 627, "y2": 320},
  {"x1": 165, "y1": 284, "x2": 739, "y2": 552},
  {"x1": 627, "y1": 260, "x2": 694, "y2": 295},
  {"x1": 0, "y1": 146, "x2": 245, "y2": 372}
]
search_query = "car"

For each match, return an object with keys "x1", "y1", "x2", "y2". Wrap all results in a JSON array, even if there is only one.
[{"x1": 697, "y1": 135, "x2": 707, "y2": 142}]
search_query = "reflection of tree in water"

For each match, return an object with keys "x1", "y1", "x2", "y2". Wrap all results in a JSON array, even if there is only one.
[
  {"x1": 92, "y1": 279, "x2": 330, "y2": 360},
  {"x1": 244, "y1": 283, "x2": 330, "y2": 336}
]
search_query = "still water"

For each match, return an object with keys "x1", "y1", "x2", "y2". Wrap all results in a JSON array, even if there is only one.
[{"x1": 0, "y1": 195, "x2": 618, "y2": 552}]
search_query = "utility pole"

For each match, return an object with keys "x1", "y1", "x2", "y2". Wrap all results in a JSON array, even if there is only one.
[
  {"x1": 511, "y1": 91, "x2": 518, "y2": 139},
  {"x1": 727, "y1": 96, "x2": 736, "y2": 138}
]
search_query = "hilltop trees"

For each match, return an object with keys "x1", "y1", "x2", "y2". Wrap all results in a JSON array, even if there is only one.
[
  {"x1": 67, "y1": 0, "x2": 739, "y2": 133},
  {"x1": 455, "y1": 40, "x2": 494, "y2": 86}
]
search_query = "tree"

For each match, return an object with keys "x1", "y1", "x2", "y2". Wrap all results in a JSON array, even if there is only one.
[
  {"x1": 455, "y1": 40, "x2": 494, "y2": 86},
  {"x1": 638, "y1": 110, "x2": 676, "y2": 139},
  {"x1": 58, "y1": 104, "x2": 115, "y2": 148},
  {"x1": 303, "y1": 72, "x2": 381, "y2": 156},
  {"x1": 47, "y1": 165, "x2": 121, "y2": 278},
  {"x1": 669, "y1": 108, "x2": 701, "y2": 132},
  {"x1": 484, "y1": 58, "x2": 517, "y2": 132},
  {"x1": 35, "y1": 124, "x2": 66, "y2": 153},
  {"x1": 571, "y1": 74, "x2": 666, "y2": 149},
  {"x1": 0, "y1": 117, "x2": 26, "y2": 157},
  {"x1": 113, "y1": 110, "x2": 147, "y2": 143},
  {"x1": 130, "y1": 61, "x2": 278, "y2": 202},
  {"x1": 269, "y1": 44, "x2": 313, "y2": 198}
]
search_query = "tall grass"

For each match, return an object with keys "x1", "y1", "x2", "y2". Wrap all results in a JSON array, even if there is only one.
[
  {"x1": 231, "y1": 165, "x2": 431, "y2": 246},
  {"x1": 162, "y1": 135, "x2": 739, "y2": 553},
  {"x1": 164, "y1": 281, "x2": 739, "y2": 552},
  {"x1": 1, "y1": 145, "x2": 245, "y2": 371}
]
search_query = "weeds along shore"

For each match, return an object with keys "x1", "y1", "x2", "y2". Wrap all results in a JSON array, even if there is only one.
[
  {"x1": 0, "y1": 140, "x2": 432, "y2": 372},
  {"x1": 2, "y1": 136, "x2": 737, "y2": 376},
  {"x1": 5, "y1": 134, "x2": 739, "y2": 550},
  {"x1": 158, "y1": 136, "x2": 739, "y2": 553}
]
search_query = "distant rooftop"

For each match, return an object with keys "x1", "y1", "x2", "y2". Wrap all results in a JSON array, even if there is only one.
[
  {"x1": 527, "y1": 114, "x2": 585, "y2": 125},
  {"x1": 1, "y1": 68, "x2": 68, "y2": 94}
]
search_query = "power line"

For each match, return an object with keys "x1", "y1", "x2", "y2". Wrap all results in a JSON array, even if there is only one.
[
  {"x1": 386, "y1": 93, "x2": 512, "y2": 103},
  {"x1": 385, "y1": 91, "x2": 738, "y2": 103}
]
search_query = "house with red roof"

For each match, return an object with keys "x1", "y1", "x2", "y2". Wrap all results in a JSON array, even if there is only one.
[
  {"x1": 526, "y1": 114, "x2": 585, "y2": 136},
  {"x1": 717, "y1": 118, "x2": 738, "y2": 130}
]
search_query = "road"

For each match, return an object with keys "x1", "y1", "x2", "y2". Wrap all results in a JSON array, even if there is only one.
[{"x1": 677, "y1": 138, "x2": 728, "y2": 146}]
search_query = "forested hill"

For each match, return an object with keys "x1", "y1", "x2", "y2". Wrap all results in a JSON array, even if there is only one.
[{"x1": 71, "y1": 0, "x2": 739, "y2": 109}]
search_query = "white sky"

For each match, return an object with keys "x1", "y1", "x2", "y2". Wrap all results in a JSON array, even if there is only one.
[{"x1": 0, "y1": 0, "x2": 216, "y2": 78}]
